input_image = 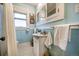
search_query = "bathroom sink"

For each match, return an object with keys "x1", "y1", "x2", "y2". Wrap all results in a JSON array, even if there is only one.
[{"x1": 33, "y1": 33, "x2": 47, "y2": 37}]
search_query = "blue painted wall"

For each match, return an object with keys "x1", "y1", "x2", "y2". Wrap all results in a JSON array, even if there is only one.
[
  {"x1": 16, "y1": 29, "x2": 33, "y2": 43},
  {"x1": 0, "y1": 5, "x2": 3, "y2": 38}
]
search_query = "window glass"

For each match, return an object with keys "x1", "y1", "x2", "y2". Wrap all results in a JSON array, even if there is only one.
[
  {"x1": 14, "y1": 13, "x2": 26, "y2": 19},
  {"x1": 14, "y1": 12, "x2": 27, "y2": 27},
  {"x1": 14, "y1": 19, "x2": 26, "y2": 27}
]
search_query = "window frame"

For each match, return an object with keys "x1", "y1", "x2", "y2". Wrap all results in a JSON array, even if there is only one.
[{"x1": 14, "y1": 12, "x2": 27, "y2": 28}]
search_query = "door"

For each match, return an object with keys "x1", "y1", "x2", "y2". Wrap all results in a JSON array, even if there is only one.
[
  {"x1": 0, "y1": 4, "x2": 7, "y2": 56},
  {"x1": 3, "y1": 3, "x2": 17, "y2": 56}
]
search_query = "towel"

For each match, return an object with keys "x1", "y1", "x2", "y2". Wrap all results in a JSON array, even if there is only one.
[
  {"x1": 44, "y1": 32, "x2": 53, "y2": 48},
  {"x1": 54, "y1": 25, "x2": 69, "y2": 51}
]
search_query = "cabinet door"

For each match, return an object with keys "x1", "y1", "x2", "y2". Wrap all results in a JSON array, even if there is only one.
[
  {"x1": 46, "y1": 3, "x2": 64, "y2": 22},
  {"x1": 56, "y1": 3, "x2": 64, "y2": 20},
  {"x1": 39, "y1": 37, "x2": 47, "y2": 56}
]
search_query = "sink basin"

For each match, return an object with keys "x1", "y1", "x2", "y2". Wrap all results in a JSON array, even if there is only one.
[{"x1": 33, "y1": 33, "x2": 47, "y2": 37}]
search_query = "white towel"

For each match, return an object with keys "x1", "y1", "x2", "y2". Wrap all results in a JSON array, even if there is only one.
[
  {"x1": 54, "y1": 25, "x2": 69, "y2": 51},
  {"x1": 44, "y1": 32, "x2": 53, "y2": 48}
]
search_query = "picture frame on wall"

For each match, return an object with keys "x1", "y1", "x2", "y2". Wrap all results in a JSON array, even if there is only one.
[{"x1": 30, "y1": 13, "x2": 35, "y2": 24}]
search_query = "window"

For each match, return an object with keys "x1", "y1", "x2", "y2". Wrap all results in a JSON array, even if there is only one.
[
  {"x1": 14, "y1": 12, "x2": 27, "y2": 27},
  {"x1": 14, "y1": 13, "x2": 26, "y2": 19},
  {"x1": 14, "y1": 19, "x2": 26, "y2": 27}
]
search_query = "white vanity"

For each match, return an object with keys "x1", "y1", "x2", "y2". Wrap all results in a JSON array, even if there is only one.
[{"x1": 33, "y1": 33, "x2": 47, "y2": 56}]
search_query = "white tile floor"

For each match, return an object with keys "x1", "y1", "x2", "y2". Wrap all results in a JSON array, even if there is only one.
[{"x1": 17, "y1": 42, "x2": 34, "y2": 56}]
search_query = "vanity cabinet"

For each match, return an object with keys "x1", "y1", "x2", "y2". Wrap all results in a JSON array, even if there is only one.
[
  {"x1": 33, "y1": 34, "x2": 47, "y2": 56},
  {"x1": 33, "y1": 37, "x2": 39, "y2": 56}
]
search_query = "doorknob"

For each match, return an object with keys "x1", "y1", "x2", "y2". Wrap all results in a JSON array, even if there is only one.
[{"x1": 0, "y1": 37, "x2": 5, "y2": 41}]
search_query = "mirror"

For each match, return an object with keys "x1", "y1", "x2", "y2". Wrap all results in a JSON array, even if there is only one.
[
  {"x1": 37, "y1": 5, "x2": 46, "y2": 22},
  {"x1": 39, "y1": 5, "x2": 46, "y2": 18}
]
